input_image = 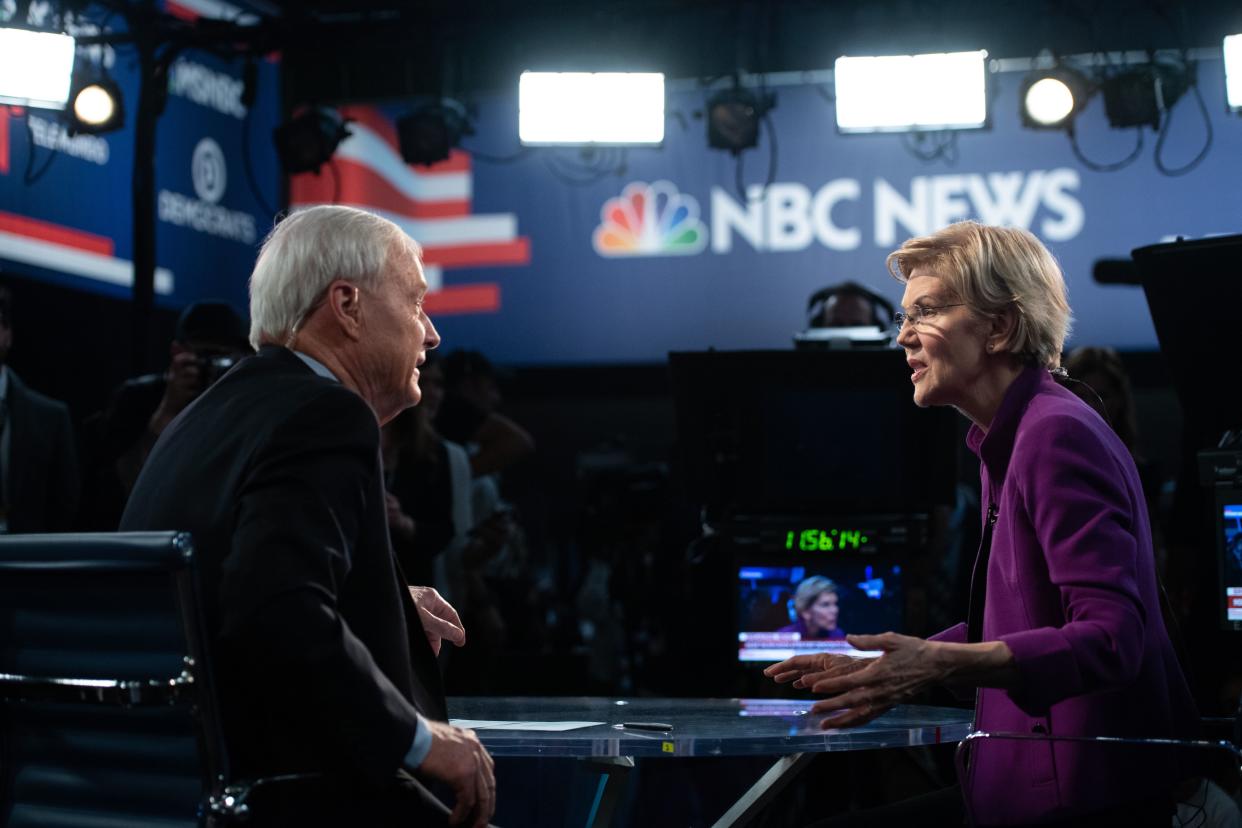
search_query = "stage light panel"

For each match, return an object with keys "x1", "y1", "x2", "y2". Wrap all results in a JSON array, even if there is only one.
[
  {"x1": 0, "y1": 28, "x2": 76, "y2": 109},
  {"x1": 519, "y1": 72, "x2": 664, "y2": 145},
  {"x1": 1225, "y1": 34, "x2": 1242, "y2": 111},
  {"x1": 833, "y1": 50, "x2": 988, "y2": 133}
]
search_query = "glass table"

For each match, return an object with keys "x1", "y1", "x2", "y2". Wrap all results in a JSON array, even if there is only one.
[{"x1": 449, "y1": 697, "x2": 973, "y2": 827}]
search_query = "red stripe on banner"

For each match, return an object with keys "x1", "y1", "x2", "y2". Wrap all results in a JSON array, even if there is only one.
[
  {"x1": 0, "y1": 109, "x2": 8, "y2": 175},
  {"x1": 164, "y1": 1, "x2": 199, "y2": 20},
  {"x1": 289, "y1": 159, "x2": 471, "y2": 219},
  {"x1": 934, "y1": 726, "x2": 941, "y2": 744},
  {"x1": 431, "y1": 149, "x2": 472, "y2": 174},
  {"x1": 422, "y1": 238, "x2": 530, "y2": 268},
  {"x1": 425, "y1": 283, "x2": 500, "y2": 315},
  {"x1": 0, "y1": 210, "x2": 114, "y2": 256}
]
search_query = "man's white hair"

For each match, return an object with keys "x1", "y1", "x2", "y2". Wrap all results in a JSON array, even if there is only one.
[{"x1": 248, "y1": 205, "x2": 421, "y2": 350}]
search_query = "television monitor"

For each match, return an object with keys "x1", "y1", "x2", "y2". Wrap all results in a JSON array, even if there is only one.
[
  {"x1": 1134, "y1": 234, "x2": 1242, "y2": 450},
  {"x1": 737, "y1": 559, "x2": 904, "y2": 664},
  {"x1": 670, "y1": 349, "x2": 957, "y2": 520},
  {"x1": 1220, "y1": 501, "x2": 1242, "y2": 631}
]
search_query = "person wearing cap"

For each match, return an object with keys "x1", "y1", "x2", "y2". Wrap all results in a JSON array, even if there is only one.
[
  {"x1": 0, "y1": 281, "x2": 80, "y2": 533},
  {"x1": 77, "y1": 300, "x2": 252, "y2": 530},
  {"x1": 436, "y1": 348, "x2": 534, "y2": 478}
]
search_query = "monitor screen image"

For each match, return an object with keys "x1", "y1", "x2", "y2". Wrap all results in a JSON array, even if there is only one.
[
  {"x1": 737, "y1": 561, "x2": 903, "y2": 664},
  {"x1": 1223, "y1": 503, "x2": 1242, "y2": 627}
]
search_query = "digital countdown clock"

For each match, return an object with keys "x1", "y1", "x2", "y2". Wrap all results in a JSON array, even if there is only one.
[{"x1": 784, "y1": 528, "x2": 870, "y2": 552}]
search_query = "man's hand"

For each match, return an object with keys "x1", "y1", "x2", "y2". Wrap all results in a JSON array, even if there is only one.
[
  {"x1": 408, "y1": 586, "x2": 465, "y2": 655},
  {"x1": 386, "y1": 493, "x2": 416, "y2": 541},
  {"x1": 148, "y1": 352, "x2": 204, "y2": 437},
  {"x1": 162, "y1": 351, "x2": 205, "y2": 411},
  {"x1": 462, "y1": 511, "x2": 514, "y2": 568},
  {"x1": 418, "y1": 720, "x2": 495, "y2": 828}
]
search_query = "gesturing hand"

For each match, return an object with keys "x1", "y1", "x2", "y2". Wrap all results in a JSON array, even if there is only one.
[
  {"x1": 764, "y1": 650, "x2": 870, "y2": 691},
  {"x1": 408, "y1": 586, "x2": 466, "y2": 655},
  {"x1": 418, "y1": 720, "x2": 496, "y2": 828},
  {"x1": 766, "y1": 632, "x2": 946, "y2": 729}
]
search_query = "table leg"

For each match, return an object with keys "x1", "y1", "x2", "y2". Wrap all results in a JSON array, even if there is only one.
[
  {"x1": 584, "y1": 755, "x2": 634, "y2": 828},
  {"x1": 711, "y1": 752, "x2": 816, "y2": 828}
]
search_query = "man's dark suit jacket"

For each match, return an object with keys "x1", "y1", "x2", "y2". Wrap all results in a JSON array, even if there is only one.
[
  {"x1": 4, "y1": 368, "x2": 79, "y2": 533},
  {"x1": 119, "y1": 345, "x2": 446, "y2": 792}
]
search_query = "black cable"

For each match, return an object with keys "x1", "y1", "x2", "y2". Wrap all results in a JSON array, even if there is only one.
[
  {"x1": 22, "y1": 115, "x2": 57, "y2": 186},
  {"x1": 542, "y1": 146, "x2": 625, "y2": 186},
  {"x1": 326, "y1": 158, "x2": 340, "y2": 203},
  {"x1": 733, "y1": 112, "x2": 778, "y2": 202},
  {"x1": 237, "y1": 90, "x2": 276, "y2": 217},
  {"x1": 1154, "y1": 64, "x2": 1212, "y2": 178},
  {"x1": 460, "y1": 144, "x2": 532, "y2": 164},
  {"x1": 902, "y1": 130, "x2": 959, "y2": 165},
  {"x1": 1067, "y1": 123, "x2": 1144, "y2": 172},
  {"x1": 734, "y1": 148, "x2": 746, "y2": 202}
]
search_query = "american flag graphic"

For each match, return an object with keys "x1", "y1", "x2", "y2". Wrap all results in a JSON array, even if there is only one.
[{"x1": 289, "y1": 105, "x2": 531, "y2": 315}]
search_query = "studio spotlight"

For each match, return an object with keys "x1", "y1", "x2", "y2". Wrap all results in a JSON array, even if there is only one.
[
  {"x1": 706, "y1": 86, "x2": 776, "y2": 154},
  {"x1": 1020, "y1": 67, "x2": 1091, "y2": 129},
  {"x1": 67, "y1": 76, "x2": 124, "y2": 134},
  {"x1": 397, "y1": 101, "x2": 474, "y2": 167},
  {"x1": 273, "y1": 107, "x2": 351, "y2": 175},
  {"x1": 1100, "y1": 63, "x2": 1188, "y2": 130}
]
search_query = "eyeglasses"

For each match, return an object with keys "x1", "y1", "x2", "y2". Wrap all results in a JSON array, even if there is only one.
[{"x1": 893, "y1": 303, "x2": 966, "y2": 332}]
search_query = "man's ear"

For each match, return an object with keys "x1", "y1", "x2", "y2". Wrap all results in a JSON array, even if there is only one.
[
  {"x1": 325, "y1": 280, "x2": 363, "y2": 341},
  {"x1": 987, "y1": 305, "x2": 1019, "y2": 354}
]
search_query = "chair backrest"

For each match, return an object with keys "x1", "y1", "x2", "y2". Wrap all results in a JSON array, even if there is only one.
[{"x1": 0, "y1": 532, "x2": 228, "y2": 828}]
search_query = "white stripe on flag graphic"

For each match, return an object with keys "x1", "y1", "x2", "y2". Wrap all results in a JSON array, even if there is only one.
[
  {"x1": 333, "y1": 123, "x2": 471, "y2": 203},
  {"x1": 289, "y1": 202, "x2": 516, "y2": 247},
  {"x1": 0, "y1": 232, "x2": 175, "y2": 294}
]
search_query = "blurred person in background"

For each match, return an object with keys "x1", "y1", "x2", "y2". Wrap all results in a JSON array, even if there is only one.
[
  {"x1": 78, "y1": 301, "x2": 252, "y2": 529},
  {"x1": 436, "y1": 349, "x2": 534, "y2": 478},
  {"x1": 0, "y1": 281, "x2": 79, "y2": 533},
  {"x1": 384, "y1": 352, "x2": 514, "y2": 692}
]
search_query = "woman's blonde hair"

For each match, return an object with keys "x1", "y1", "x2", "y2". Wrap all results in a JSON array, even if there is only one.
[{"x1": 885, "y1": 221, "x2": 1072, "y2": 369}]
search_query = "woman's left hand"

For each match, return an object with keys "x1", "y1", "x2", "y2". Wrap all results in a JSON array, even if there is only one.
[{"x1": 806, "y1": 632, "x2": 950, "y2": 728}]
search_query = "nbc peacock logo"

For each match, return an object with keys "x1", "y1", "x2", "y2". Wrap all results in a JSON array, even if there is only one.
[{"x1": 592, "y1": 180, "x2": 708, "y2": 257}]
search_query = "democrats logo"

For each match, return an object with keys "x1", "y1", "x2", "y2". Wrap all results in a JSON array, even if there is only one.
[
  {"x1": 592, "y1": 180, "x2": 707, "y2": 257},
  {"x1": 191, "y1": 137, "x2": 227, "y2": 204},
  {"x1": 159, "y1": 135, "x2": 256, "y2": 245}
]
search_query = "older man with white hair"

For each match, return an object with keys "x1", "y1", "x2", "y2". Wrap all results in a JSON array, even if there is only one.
[{"x1": 121, "y1": 205, "x2": 495, "y2": 826}]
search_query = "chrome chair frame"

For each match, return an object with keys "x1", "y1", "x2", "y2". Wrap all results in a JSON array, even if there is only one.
[
  {"x1": 0, "y1": 532, "x2": 260, "y2": 825},
  {"x1": 954, "y1": 729, "x2": 1242, "y2": 826}
]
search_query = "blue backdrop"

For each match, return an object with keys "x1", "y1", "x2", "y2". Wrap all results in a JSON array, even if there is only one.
[
  {"x1": 428, "y1": 59, "x2": 1240, "y2": 364},
  {"x1": 3, "y1": 35, "x2": 1239, "y2": 365}
]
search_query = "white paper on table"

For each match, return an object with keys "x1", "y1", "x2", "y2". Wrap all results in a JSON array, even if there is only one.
[{"x1": 449, "y1": 719, "x2": 604, "y2": 732}]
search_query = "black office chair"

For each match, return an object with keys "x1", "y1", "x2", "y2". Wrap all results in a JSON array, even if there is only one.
[
  {"x1": 0, "y1": 532, "x2": 260, "y2": 827},
  {"x1": 954, "y1": 729, "x2": 1242, "y2": 826}
]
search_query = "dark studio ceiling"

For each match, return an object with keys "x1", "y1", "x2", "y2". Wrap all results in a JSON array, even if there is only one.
[{"x1": 225, "y1": 0, "x2": 1242, "y2": 105}]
